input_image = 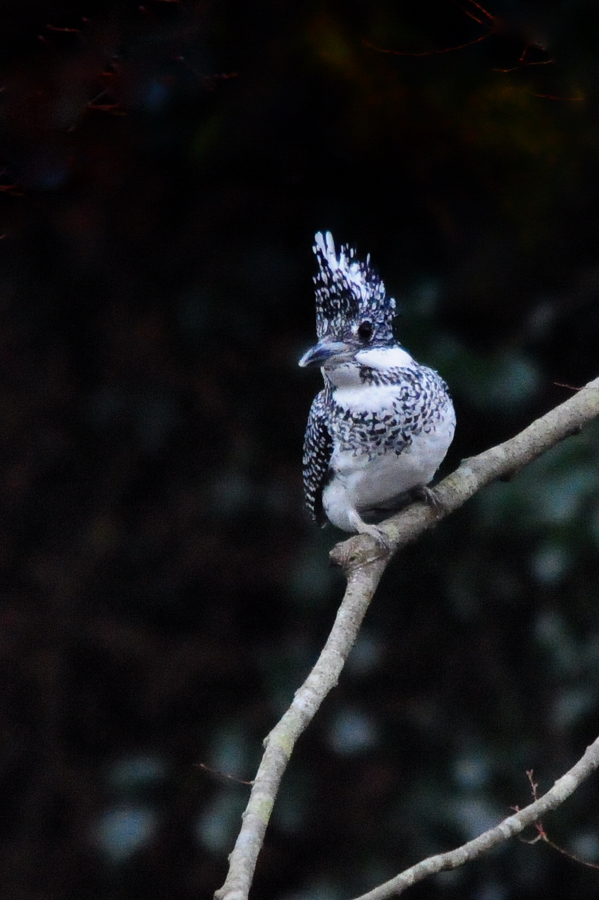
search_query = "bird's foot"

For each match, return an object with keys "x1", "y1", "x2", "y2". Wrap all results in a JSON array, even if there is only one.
[
  {"x1": 347, "y1": 511, "x2": 393, "y2": 552},
  {"x1": 412, "y1": 485, "x2": 445, "y2": 517}
]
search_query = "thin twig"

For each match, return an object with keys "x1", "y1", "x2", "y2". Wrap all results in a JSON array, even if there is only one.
[{"x1": 351, "y1": 736, "x2": 599, "y2": 900}]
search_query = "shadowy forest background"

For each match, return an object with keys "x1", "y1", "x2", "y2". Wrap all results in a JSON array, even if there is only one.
[{"x1": 1, "y1": 1, "x2": 599, "y2": 898}]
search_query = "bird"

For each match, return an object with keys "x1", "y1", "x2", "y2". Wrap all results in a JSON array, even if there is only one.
[{"x1": 299, "y1": 231, "x2": 456, "y2": 547}]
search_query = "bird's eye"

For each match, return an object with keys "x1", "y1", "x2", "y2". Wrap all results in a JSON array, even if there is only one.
[{"x1": 357, "y1": 321, "x2": 373, "y2": 341}]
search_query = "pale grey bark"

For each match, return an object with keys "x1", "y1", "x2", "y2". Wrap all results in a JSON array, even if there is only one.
[
  {"x1": 215, "y1": 377, "x2": 599, "y2": 900},
  {"x1": 351, "y1": 735, "x2": 599, "y2": 900}
]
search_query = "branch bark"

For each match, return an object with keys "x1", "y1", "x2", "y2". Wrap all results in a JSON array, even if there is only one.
[
  {"x1": 214, "y1": 377, "x2": 599, "y2": 900},
  {"x1": 351, "y1": 735, "x2": 599, "y2": 900}
]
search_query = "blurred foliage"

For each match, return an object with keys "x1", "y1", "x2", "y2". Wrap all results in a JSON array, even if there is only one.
[{"x1": 1, "y1": 1, "x2": 599, "y2": 899}]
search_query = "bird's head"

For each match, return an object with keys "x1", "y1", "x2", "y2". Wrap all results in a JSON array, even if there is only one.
[{"x1": 299, "y1": 231, "x2": 397, "y2": 369}]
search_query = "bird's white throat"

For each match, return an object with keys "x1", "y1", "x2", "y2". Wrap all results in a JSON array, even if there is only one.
[
  {"x1": 354, "y1": 346, "x2": 414, "y2": 369},
  {"x1": 323, "y1": 345, "x2": 415, "y2": 389}
]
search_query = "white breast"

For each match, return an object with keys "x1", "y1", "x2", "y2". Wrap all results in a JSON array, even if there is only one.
[{"x1": 323, "y1": 399, "x2": 455, "y2": 532}]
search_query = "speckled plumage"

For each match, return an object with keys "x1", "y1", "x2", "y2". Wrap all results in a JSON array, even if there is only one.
[
  {"x1": 302, "y1": 385, "x2": 333, "y2": 524},
  {"x1": 300, "y1": 232, "x2": 455, "y2": 541},
  {"x1": 312, "y1": 231, "x2": 395, "y2": 344}
]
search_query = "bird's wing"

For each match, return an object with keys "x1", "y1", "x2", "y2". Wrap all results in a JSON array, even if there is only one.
[{"x1": 303, "y1": 389, "x2": 333, "y2": 525}]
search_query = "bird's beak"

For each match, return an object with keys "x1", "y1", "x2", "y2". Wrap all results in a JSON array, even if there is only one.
[{"x1": 298, "y1": 339, "x2": 355, "y2": 368}]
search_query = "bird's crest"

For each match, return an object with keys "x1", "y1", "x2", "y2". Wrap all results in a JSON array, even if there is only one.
[{"x1": 312, "y1": 231, "x2": 396, "y2": 341}]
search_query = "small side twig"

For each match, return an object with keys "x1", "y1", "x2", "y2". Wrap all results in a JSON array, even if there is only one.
[{"x1": 519, "y1": 769, "x2": 599, "y2": 870}]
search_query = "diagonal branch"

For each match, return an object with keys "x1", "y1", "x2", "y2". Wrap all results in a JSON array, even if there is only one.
[
  {"x1": 214, "y1": 377, "x2": 599, "y2": 900},
  {"x1": 351, "y1": 734, "x2": 599, "y2": 900},
  {"x1": 332, "y1": 376, "x2": 599, "y2": 567},
  {"x1": 214, "y1": 553, "x2": 390, "y2": 900}
]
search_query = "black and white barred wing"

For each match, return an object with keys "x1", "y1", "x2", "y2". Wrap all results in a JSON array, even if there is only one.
[{"x1": 302, "y1": 389, "x2": 333, "y2": 525}]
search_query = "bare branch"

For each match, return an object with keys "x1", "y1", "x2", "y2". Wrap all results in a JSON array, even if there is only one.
[
  {"x1": 214, "y1": 377, "x2": 599, "y2": 900},
  {"x1": 332, "y1": 377, "x2": 599, "y2": 568},
  {"x1": 351, "y1": 735, "x2": 599, "y2": 900},
  {"x1": 214, "y1": 554, "x2": 389, "y2": 900}
]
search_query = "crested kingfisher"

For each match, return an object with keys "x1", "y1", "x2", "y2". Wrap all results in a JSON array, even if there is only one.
[{"x1": 299, "y1": 231, "x2": 455, "y2": 546}]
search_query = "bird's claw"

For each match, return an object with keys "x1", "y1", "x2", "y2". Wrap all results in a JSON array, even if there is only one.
[{"x1": 413, "y1": 485, "x2": 445, "y2": 517}]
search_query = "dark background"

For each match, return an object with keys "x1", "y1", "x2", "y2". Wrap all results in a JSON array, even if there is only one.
[{"x1": 2, "y1": 1, "x2": 599, "y2": 898}]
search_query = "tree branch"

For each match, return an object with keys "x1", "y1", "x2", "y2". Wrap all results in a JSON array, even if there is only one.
[
  {"x1": 350, "y1": 734, "x2": 599, "y2": 900},
  {"x1": 214, "y1": 376, "x2": 599, "y2": 900}
]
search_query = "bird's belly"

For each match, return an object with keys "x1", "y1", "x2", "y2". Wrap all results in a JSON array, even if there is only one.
[
  {"x1": 338, "y1": 431, "x2": 445, "y2": 506},
  {"x1": 324, "y1": 419, "x2": 454, "y2": 530}
]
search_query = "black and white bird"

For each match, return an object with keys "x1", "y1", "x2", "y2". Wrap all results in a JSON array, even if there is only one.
[{"x1": 299, "y1": 231, "x2": 455, "y2": 546}]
